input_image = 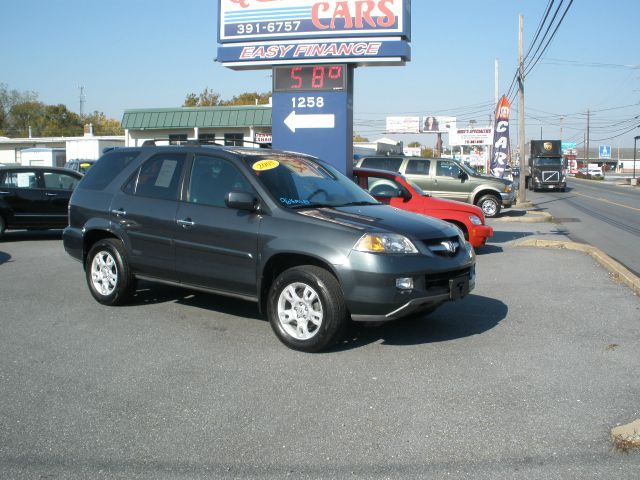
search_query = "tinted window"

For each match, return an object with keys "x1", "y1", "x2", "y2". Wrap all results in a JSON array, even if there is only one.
[
  {"x1": 406, "y1": 159, "x2": 430, "y2": 175},
  {"x1": 187, "y1": 156, "x2": 252, "y2": 207},
  {"x1": 436, "y1": 160, "x2": 461, "y2": 178},
  {"x1": 80, "y1": 150, "x2": 141, "y2": 190},
  {"x1": 43, "y1": 171, "x2": 80, "y2": 190},
  {"x1": 132, "y1": 153, "x2": 186, "y2": 201},
  {"x1": 359, "y1": 157, "x2": 403, "y2": 172},
  {"x1": 0, "y1": 170, "x2": 38, "y2": 189}
]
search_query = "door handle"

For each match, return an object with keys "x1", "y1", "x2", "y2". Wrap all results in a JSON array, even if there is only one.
[
  {"x1": 111, "y1": 209, "x2": 126, "y2": 217},
  {"x1": 177, "y1": 218, "x2": 195, "y2": 228},
  {"x1": 45, "y1": 192, "x2": 58, "y2": 197}
]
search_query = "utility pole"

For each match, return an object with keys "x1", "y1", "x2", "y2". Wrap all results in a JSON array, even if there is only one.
[
  {"x1": 518, "y1": 14, "x2": 527, "y2": 204},
  {"x1": 495, "y1": 59, "x2": 500, "y2": 106},
  {"x1": 586, "y1": 109, "x2": 590, "y2": 169},
  {"x1": 560, "y1": 115, "x2": 564, "y2": 141}
]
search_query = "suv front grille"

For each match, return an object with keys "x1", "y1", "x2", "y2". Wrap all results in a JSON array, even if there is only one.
[{"x1": 422, "y1": 236, "x2": 461, "y2": 257}]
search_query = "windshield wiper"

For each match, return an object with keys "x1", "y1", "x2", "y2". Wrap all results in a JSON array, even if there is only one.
[{"x1": 289, "y1": 202, "x2": 335, "y2": 210}]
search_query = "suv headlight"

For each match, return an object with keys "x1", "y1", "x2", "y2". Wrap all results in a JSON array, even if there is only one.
[
  {"x1": 503, "y1": 185, "x2": 513, "y2": 193},
  {"x1": 469, "y1": 215, "x2": 483, "y2": 226},
  {"x1": 353, "y1": 233, "x2": 418, "y2": 254}
]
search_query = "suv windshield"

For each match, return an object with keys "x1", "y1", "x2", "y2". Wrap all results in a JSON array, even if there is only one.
[{"x1": 246, "y1": 155, "x2": 377, "y2": 209}]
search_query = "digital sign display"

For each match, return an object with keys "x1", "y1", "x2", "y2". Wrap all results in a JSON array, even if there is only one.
[{"x1": 273, "y1": 64, "x2": 347, "y2": 92}]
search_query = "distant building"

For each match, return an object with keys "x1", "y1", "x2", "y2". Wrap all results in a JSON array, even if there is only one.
[{"x1": 121, "y1": 105, "x2": 272, "y2": 148}]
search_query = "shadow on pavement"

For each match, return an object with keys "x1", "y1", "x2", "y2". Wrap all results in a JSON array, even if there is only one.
[
  {"x1": 488, "y1": 230, "x2": 534, "y2": 243},
  {"x1": 130, "y1": 281, "x2": 263, "y2": 320},
  {"x1": 0, "y1": 230, "x2": 63, "y2": 243},
  {"x1": 332, "y1": 294, "x2": 507, "y2": 351},
  {"x1": 0, "y1": 251, "x2": 11, "y2": 265},
  {"x1": 475, "y1": 244, "x2": 503, "y2": 255}
]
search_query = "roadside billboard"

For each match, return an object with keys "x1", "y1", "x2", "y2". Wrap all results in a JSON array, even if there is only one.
[
  {"x1": 386, "y1": 116, "x2": 420, "y2": 134},
  {"x1": 449, "y1": 127, "x2": 493, "y2": 146},
  {"x1": 420, "y1": 116, "x2": 456, "y2": 134}
]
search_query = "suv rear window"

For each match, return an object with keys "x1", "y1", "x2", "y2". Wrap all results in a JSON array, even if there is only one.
[
  {"x1": 80, "y1": 150, "x2": 141, "y2": 190},
  {"x1": 359, "y1": 157, "x2": 403, "y2": 172}
]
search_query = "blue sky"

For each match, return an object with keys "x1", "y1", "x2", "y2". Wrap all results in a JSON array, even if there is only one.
[{"x1": 2, "y1": 0, "x2": 639, "y2": 148}]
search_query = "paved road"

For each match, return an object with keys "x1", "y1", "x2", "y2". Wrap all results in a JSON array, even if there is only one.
[
  {"x1": 0, "y1": 227, "x2": 639, "y2": 479},
  {"x1": 523, "y1": 177, "x2": 640, "y2": 276}
]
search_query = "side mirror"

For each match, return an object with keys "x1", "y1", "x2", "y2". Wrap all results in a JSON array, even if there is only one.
[
  {"x1": 458, "y1": 171, "x2": 469, "y2": 182},
  {"x1": 226, "y1": 191, "x2": 259, "y2": 212}
]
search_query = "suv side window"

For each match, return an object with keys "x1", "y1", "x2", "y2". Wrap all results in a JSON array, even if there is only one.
[
  {"x1": 0, "y1": 170, "x2": 38, "y2": 188},
  {"x1": 359, "y1": 157, "x2": 403, "y2": 172},
  {"x1": 81, "y1": 150, "x2": 141, "y2": 191},
  {"x1": 126, "y1": 153, "x2": 186, "y2": 201},
  {"x1": 43, "y1": 171, "x2": 80, "y2": 190},
  {"x1": 187, "y1": 156, "x2": 251, "y2": 207},
  {"x1": 406, "y1": 159, "x2": 430, "y2": 175},
  {"x1": 436, "y1": 160, "x2": 461, "y2": 178}
]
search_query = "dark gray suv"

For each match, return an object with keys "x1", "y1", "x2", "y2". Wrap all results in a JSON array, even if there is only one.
[{"x1": 64, "y1": 144, "x2": 476, "y2": 352}]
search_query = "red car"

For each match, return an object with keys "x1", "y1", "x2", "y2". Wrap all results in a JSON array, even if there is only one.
[{"x1": 354, "y1": 168, "x2": 493, "y2": 249}]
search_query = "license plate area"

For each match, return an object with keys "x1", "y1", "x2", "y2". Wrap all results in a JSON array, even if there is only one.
[{"x1": 449, "y1": 275, "x2": 470, "y2": 300}]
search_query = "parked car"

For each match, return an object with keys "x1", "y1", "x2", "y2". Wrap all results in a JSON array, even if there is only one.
[
  {"x1": 353, "y1": 168, "x2": 493, "y2": 249},
  {"x1": 63, "y1": 144, "x2": 476, "y2": 352},
  {"x1": 64, "y1": 159, "x2": 96, "y2": 174},
  {"x1": 353, "y1": 156, "x2": 515, "y2": 218},
  {"x1": 0, "y1": 166, "x2": 82, "y2": 238}
]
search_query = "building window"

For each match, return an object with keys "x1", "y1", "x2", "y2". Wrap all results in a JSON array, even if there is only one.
[
  {"x1": 198, "y1": 133, "x2": 217, "y2": 144},
  {"x1": 224, "y1": 133, "x2": 244, "y2": 147},
  {"x1": 169, "y1": 134, "x2": 188, "y2": 145}
]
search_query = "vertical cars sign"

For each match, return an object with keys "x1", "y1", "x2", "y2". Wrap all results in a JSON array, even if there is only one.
[
  {"x1": 217, "y1": 0, "x2": 411, "y2": 68},
  {"x1": 490, "y1": 95, "x2": 510, "y2": 178}
]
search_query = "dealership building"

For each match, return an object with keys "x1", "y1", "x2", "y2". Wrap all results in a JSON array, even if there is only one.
[{"x1": 121, "y1": 105, "x2": 273, "y2": 147}]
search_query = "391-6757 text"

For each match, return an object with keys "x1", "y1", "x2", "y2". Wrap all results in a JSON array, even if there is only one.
[{"x1": 236, "y1": 21, "x2": 301, "y2": 35}]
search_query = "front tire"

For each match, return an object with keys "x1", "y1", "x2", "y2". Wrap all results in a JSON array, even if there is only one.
[
  {"x1": 85, "y1": 238, "x2": 135, "y2": 306},
  {"x1": 477, "y1": 194, "x2": 501, "y2": 218},
  {"x1": 267, "y1": 266, "x2": 348, "y2": 352}
]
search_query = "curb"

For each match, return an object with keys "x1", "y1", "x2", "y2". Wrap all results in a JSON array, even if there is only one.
[
  {"x1": 611, "y1": 419, "x2": 640, "y2": 452},
  {"x1": 514, "y1": 239, "x2": 640, "y2": 295},
  {"x1": 493, "y1": 210, "x2": 553, "y2": 223}
]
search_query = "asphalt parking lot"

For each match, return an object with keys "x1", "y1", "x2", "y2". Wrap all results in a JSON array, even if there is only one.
[{"x1": 0, "y1": 219, "x2": 639, "y2": 479}]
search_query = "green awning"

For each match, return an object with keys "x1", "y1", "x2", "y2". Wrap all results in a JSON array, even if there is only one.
[{"x1": 122, "y1": 106, "x2": 272, "y2": 130}]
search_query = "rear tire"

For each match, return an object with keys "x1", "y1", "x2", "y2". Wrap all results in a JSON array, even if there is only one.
[
  {"x1": 267, "y1": 266, "x2": 348, "y2": 352},
  {"x1": 477, "y1": 194, "x2": 501, "y2": 218},
  {"x1": 85, "y1": 238, "x2": 135, "y2": 306}
]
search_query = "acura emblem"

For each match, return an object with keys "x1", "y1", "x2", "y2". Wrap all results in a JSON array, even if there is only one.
[{"x1": 441, "y1": 240, "x2": 457, "y2": 253}]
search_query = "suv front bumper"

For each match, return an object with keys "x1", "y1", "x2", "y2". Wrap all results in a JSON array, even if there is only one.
[
  {"x1": 339, "y1": 246, "x2": 476, "y2": 322},
  {"x1": 500, "y1": 190, "x2": 516, "y2": 208}
]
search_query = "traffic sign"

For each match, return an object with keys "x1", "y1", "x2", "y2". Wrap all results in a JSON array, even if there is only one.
[{"x1": 599, "y1": 145, "x2": 611, "y2": 159}]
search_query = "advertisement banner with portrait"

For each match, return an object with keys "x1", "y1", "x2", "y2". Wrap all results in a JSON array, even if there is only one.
[{"x1": 420, "y1": 116, "x2": 456, "y2": 134}]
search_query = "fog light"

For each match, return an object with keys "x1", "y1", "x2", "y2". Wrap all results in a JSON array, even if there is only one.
[{"x1": 396, "y1": 277, "x2": 414, "y2": 290}]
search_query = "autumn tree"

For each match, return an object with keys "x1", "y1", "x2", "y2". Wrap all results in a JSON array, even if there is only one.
[
  {"x1": 84, "y1": 111, "x2": 124, "y2": 135},
  {"x1": 183, "y1": 89, "x2": 271, "y2": 107}
]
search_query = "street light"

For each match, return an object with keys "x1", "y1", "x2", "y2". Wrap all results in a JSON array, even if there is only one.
[{"x1": 634, "y1": 135, "x2": 640, "y2": 180}]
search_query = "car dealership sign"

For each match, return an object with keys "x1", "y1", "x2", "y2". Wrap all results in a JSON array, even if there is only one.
[
  {"x1": 217, "y1": 0, "x2": 411, "y2": 68},
  {"x1": 219, "y1": 0, "x2": 410, "y2": 42}
]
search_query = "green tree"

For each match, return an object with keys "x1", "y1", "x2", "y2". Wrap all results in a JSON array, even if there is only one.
[
  {"x1": 183, "y1": 88, "x2": 222, "y2": 107},
  {"x1": 0, "y1": 83, "x2": 38, "y2": 135},
  {"x1": 408, "y1": 141, "x2": 421, "y2": 148},
  {"x1": 83, "y1": 111, "x2": 123, "y2": 135},
  {"x1": 40, "y1": 104, "x2": 83, "y2": 137},
  {"x1": 353, "y1": 133, "x2": 369, "y2": 142},
  {"x1": 420, "y1": 147, "x2": 434, "y2": 157},
  {"x1": 221, "y1": 91, "x2": 271, "y2": 106},
  {"x1": 8, "y1": 101, "x2": 46, "y2": 137}
]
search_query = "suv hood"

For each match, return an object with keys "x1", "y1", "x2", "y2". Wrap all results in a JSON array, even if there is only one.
[
  {"x1": 473, "y1": 174, "x2": 512, "y2": 186},
  {"x1": 298, "y1": 204, "x2": 458, "y2": 239}
]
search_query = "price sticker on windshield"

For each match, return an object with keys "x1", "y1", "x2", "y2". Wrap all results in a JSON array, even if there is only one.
[{"x1": 253, "y1": 159, "x2": 280, "y2": 171}]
